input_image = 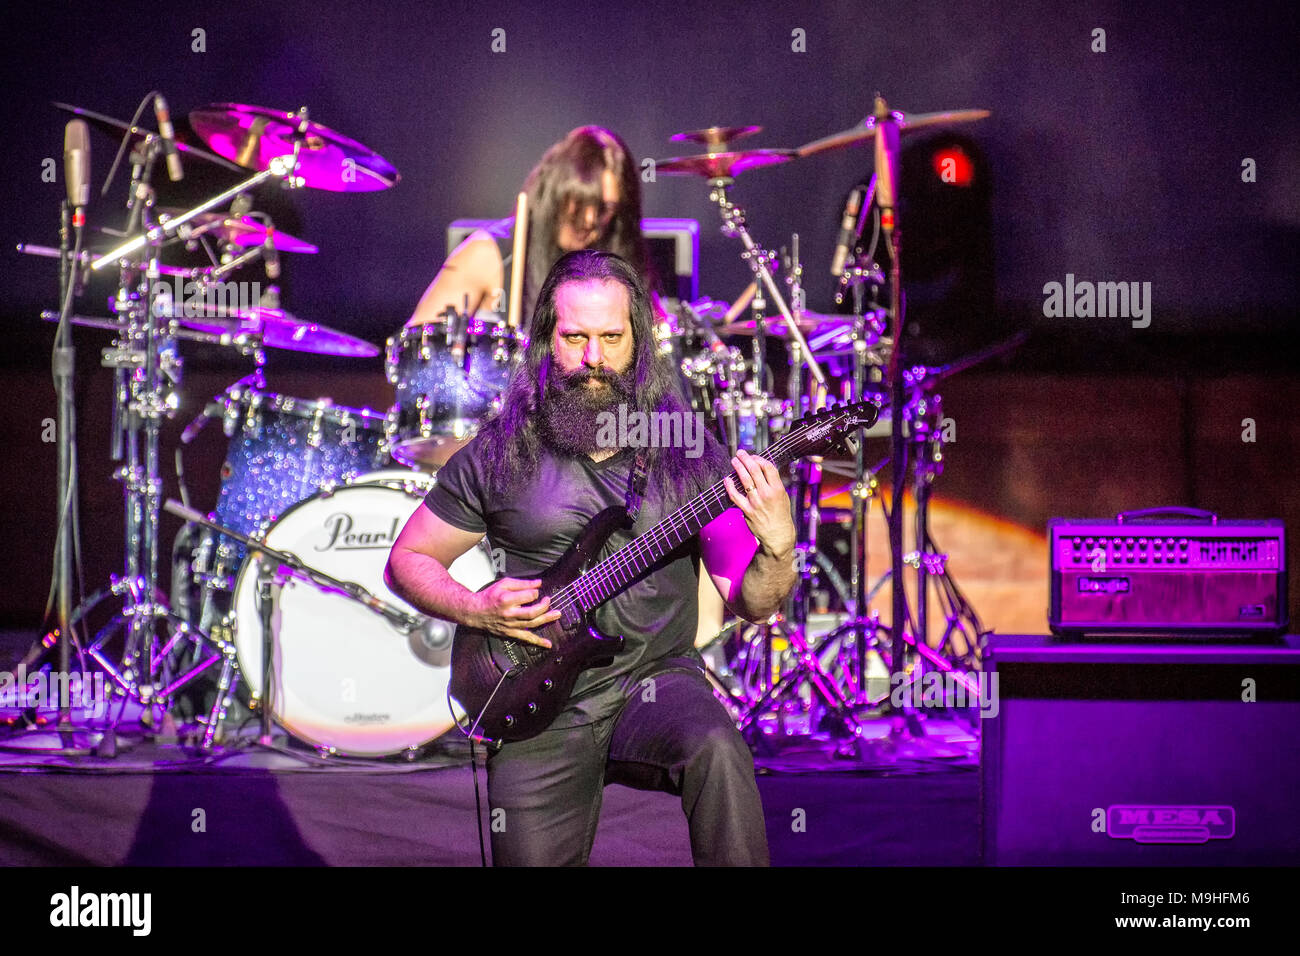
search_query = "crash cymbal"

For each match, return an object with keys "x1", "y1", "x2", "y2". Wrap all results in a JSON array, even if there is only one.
[
  {"x1": 654, "y1": 148, "x2": 796, "y2": 179},
  {"x1": 156, "y1": 208, "x2": 318, "y2": 253},
  {"x1": 154, "y1": 303, "x2": 379, "y2": 357},
  {"x1": 796, "y1": 108, "x2": 990, "y2": 159},
  {"x1": 53, "y1": 102, "x2": 244, "y2": 172},
  {"x1": 669, "y1": 125, "x2": 762, "y2": 149},
  {"x1": 188, "y1": 103, "x2": 399, "y2": 192}
]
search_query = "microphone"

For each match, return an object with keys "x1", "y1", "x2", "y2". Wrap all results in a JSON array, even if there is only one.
[
  {"x1": 180, "y1": 401, "x2": 223, "y2": 444},
  {"x1": 153, "y1": 94, "x2": 184, "y2": 182},
  {"x1": 262, "y1": 236, "x2": 280, "y2": 280},
  {"x1": 830, "y1": 183, "x2": 867, "y2": 276},
  {"x1": 63, "y1": 119, "x2": 91, "y2": 211},
  {"x1": 873, "y1": 96, "x2": 900, "y2": 236}
]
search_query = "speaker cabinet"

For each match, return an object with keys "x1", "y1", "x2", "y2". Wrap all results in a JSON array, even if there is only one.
[{"x1": 981, "y1": 634, "x2": 1300, "y2": 864}]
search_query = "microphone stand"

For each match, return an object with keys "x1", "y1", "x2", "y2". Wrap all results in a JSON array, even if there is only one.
[
  {"x1": 53, "y1": 198, "x2": 90, "y2": 751},
  {"x1": 256, "y1": 559, "x2": 277, "y2": 746}
]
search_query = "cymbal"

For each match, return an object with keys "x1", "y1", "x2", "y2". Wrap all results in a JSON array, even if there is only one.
[
  {"x1": 796, "y1": 108, "x2": 990, "y2": 159},
  {"x1": 669, "y1": 125, "x2": 762, "y2": 149},
  {"x1": 654, "y1": 148, "x2": 796, "y2": 179},
  {"x1": 716, "y1": 309, "x2": 853, "y2": 336},
  {"x1": 53, "y1": 102, "x2": 244, "y2": 172},
  {"x1": 156, "y1": 208, "x2": 318, "y2": 253},
  {"x1": 154, "y1": 303, "x2": 379, "y2": 357},
  {"x1": 188, "y1": 103, "x2": 399, "y2": 192}
]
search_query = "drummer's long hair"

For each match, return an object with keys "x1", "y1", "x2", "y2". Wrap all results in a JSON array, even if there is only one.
[
  {"x1": 477, "y1": 250, "x2": 726, "y2": 504},
  {"x1": 520, "y1": 127, "x2": 650, "y2": 322}
]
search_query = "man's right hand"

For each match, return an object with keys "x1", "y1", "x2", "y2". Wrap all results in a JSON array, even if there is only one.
[{"x1": 468, "y1": 578, "x2": 562, "y2": 648}]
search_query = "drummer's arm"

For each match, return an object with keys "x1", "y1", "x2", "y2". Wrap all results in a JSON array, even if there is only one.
[{"x1": 406, "y1": 230, "x2": 505, "y2": 327}]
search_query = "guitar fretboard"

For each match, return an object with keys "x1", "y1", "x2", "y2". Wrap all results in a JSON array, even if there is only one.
[{"x1": 555, "y1": 428, "x2": 813, "y2": 613}]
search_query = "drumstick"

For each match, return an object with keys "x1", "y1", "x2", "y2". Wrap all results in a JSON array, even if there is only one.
[
  {"x1": 722, "y1": 281, "x2": 758, "y2": 326},
  {"x1": 506, "y1": 191, "x2": 528, "y2": 329}
]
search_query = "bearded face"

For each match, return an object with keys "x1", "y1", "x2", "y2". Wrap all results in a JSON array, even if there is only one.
[
  {"x1": 538, "y1": 359, "x2": 636, "y2": 456},
  {"x1": 537, "y1": 278, "x2": 638, "y2": 457}
]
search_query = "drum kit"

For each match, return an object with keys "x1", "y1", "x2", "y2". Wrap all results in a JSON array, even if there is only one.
[{"x1": 23, "y1": 90, "x2": 1008, "y2": 764}]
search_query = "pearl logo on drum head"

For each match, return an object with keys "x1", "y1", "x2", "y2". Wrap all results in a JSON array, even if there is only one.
[{"x1": 316, "y1": 512, "x2": 401, "y2": 552}]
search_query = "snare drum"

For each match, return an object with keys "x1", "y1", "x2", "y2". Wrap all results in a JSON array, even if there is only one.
[
  {"x1": 385, "y1": 314, "x2": 522, "y2": 469},
  {"x1": 230, "y1": 479, "x2": 495, "y2": 755}
]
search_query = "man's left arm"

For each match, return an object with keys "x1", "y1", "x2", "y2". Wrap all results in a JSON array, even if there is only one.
[{"x1": 698, "y1": 449, "x2": 798, "y2": 622}]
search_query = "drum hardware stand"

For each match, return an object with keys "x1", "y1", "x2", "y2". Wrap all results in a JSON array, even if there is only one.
[
  {"x1": 731, "y1": 352, "x2": 867, "y2": 750},
  {"x1": 709, "y1": 175, "x2": 828, "y2": 417},
  {"x1": 65, "y1": 107, "x2": 305, "y2": 744},
  {"x1": 711, "y1": 227, "x2": 868, "y2": 751},
  {"x1": 814, "y1": 96, "x2": 987, "y2": 759}
]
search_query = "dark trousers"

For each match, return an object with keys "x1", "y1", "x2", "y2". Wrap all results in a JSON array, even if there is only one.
[{"x1": 485, "y1": 663, "x2": 769, "y2": 866}]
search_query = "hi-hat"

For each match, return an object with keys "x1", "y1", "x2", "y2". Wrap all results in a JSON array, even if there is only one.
[
  {"x1": 669, "y1": 125, "x2": 763, "y2": 149},
  {"x1": 654, "y1": 148, "x2": 796, "y2": 179},
  {"x1": 796, "y1": 108, "x2": 990, "y2": 159},
  {"x1": 189, "y1": 103, "x2": 399, "y2": 192}
]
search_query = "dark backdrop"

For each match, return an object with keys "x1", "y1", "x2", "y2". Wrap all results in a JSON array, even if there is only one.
[
  {"x1": 4, "y1": 0, "x2": 1297, "y2": 361},
  {"x1": 1, "y1": 0, "x2": 1297, "y2": 627}
]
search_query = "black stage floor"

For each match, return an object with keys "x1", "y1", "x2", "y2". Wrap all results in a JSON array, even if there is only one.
[
  {"x1": 0, "y1": 739, "x2": 980, "y2": 866},
  {"x1": 0, "y1": 627, "x2": 983, "y2": 866}
]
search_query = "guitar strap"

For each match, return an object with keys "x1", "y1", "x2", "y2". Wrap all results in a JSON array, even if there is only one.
[{"x1": 624, "y1": 447, "x2": 650, "y2": 524}]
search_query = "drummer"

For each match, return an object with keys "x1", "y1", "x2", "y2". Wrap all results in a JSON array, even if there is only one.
[{"x1": 406, "y1": 126, "x2": 651, "y2": 329}]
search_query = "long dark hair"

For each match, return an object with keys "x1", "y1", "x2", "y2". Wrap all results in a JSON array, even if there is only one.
[
  {"x1": 477, "y1": 250, "x2": 726, "y2": 504},
  {"x1": 519, "y1": 127, "x2": 649, "y2": 322}
]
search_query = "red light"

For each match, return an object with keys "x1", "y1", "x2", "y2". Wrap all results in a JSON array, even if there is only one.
[{"x1": 932, "y1": 147, "x2": 973, "y2": 186}]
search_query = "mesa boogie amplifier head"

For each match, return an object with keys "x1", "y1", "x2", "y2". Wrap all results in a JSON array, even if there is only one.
[{"x1": 1048, "y1": 508, "x2": 1287, "y2": 637}]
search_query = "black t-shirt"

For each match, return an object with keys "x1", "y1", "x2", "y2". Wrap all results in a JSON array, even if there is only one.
[{"x1": 423, "y1": 437, "x2": 709, "y2": 727}]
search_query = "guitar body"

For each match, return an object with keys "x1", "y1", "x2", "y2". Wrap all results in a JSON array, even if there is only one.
[{"x1": 449, "y1": 506, "x2": 629, "y2": 742}]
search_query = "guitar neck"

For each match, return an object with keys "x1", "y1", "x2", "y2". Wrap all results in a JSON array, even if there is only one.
[{"x1": 572, "y1": 439, "x2": 802, "y2": 611}]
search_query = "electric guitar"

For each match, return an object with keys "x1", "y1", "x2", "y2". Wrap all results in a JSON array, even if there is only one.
[{"x1": 449, "y1": 400, "x2": 881, "y2": 742}]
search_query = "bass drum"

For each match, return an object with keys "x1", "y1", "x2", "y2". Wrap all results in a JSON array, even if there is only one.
[{"x1": 230, "y1": 477, "x2": 494, "y2": 756}]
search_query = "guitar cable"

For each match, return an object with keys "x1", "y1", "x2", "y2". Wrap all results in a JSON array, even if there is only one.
[{"x1": 447, "y1": 665, "x2": 520, "y2": 867}]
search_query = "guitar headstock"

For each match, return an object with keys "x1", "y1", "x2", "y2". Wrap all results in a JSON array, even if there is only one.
[{"x1": 783, "y1": 399, "x2": 882, "y2": 458}]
